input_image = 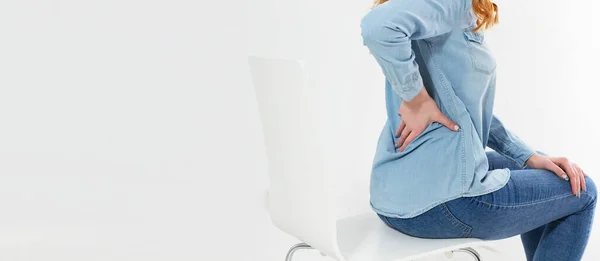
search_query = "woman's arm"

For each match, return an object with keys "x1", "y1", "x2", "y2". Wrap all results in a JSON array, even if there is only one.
[
  {"x1": 487, "y1": 115, "x2": 536, "y2": 168},
  {"x1": 490, "y1": 116, "x2": 587, "y2": 196},
  {"x1": 360, "y1": 0, "x2": 469, "y2": 102}
]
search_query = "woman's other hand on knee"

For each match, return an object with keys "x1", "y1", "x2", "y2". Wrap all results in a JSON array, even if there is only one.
[{"x1": 526, "y1": 154, "x2": 588, "y2": 198}]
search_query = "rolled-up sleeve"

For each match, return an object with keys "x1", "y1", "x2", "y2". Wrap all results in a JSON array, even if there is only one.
[
  {"x1": 360, "y1": 0, "x2": 468, "y2": 101},
  {"x1": 487, "y1": 115, "x2": 536, "y2": 168}
]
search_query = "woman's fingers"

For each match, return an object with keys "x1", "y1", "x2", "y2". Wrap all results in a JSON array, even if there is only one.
[
  {"x1": 399, "y1": 131, "x2": 418, "y2": 152},
  {"x1": 574, "y1": 164, "x2": 586, "y2": 192},
  {"x1": 570, "y1": 164, "x2": 584, "y2": 196},
  {"x1": 396, "y1": 128, "x2": 410, "y2": 148},
  {"x1": 580, "y1": 169, "x2": 586, "y2": 192},
  {"x1": 434, "y1": 113, "x2": 460, "y2": 132},
  {"x1": 395, "y1": 120, "x2": 406, "y2": 138},
  {"x1": 556, "y1": 159, "x2": 580, "y2": 197},
  {"x1": 545, "y1": 161, "x2": 578, "y2": 196},
  {"x1": 545, "y1": 161, "x2": 569, "y2": 181}
]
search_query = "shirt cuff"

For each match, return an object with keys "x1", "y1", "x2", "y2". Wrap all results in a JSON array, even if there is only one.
[
  {"x1": 389, "y1": 71, "x2": 424, "y2": 102},
  {"x1": 505, "y1": 143, "x2": 536, "y2": 168}
]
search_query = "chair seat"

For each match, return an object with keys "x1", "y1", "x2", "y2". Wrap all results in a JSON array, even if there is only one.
[{"x1": 335, "y1": 213, "x2": 490, "y2": 261}]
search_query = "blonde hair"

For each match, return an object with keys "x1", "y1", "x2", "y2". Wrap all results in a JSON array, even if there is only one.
[{"x1": 370, "y1": 0, "x2": 499, "y2": 32}]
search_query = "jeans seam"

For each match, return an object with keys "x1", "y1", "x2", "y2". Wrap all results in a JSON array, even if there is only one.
[
  {"x1": 441, "y1": 203, "x2": 472, "y2": 237},
  {"x1": 471, "y1": 193, "x2": 574, "y2": 208},
  {"x1": 580, "y1": 190, "x2": 597, "y2": 211}
]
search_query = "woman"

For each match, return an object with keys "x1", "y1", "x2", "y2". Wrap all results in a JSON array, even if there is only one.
[{"x1": 359, "y1": 0, "x2": 597, "y2": 260}]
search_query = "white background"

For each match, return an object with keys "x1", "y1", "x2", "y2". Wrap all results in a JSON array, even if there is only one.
[{"x1": 0, "y1": 0, "x2": 598, "y2": 260}]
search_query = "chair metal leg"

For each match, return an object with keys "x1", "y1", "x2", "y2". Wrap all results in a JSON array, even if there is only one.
[
  {"x1": 285, "y1": 243, "x2": 313, "y2": 261},
  {"x1": 452, "y1": 247, "x2": 482, "y2": 261},
  {"x1": 283, "y1": 242, "x2": 481, "y2": 261}
]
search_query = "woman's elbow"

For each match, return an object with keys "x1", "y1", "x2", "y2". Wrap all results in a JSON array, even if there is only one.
[
  {"x1": 360, "y1": 10, "x2": 407, "y2": 46},
  {"x1": 360, "y1": 12, "x2": 385, "y2": 44}
]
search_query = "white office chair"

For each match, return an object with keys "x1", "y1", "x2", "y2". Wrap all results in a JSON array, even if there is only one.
[{"x1": 248, "y1": 56, "x2": 498, "y2": 261}]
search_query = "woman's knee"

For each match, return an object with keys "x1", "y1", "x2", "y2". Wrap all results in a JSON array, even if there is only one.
[{"x1": 583, "y1": 176, "x2": 597, "y2": 206}]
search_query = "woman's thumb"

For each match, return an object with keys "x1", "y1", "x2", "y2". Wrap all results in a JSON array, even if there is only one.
[{"x1": 436, "y1": 114, "x2": 460, "y2": 132}]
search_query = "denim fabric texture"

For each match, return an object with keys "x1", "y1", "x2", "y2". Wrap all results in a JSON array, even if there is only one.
[
  {"x1": 360, "y1": 0, "x2": 537, "y2": 218},
  {"x1": 379, "y1": 151, "x2": 598, "y2": 261}
]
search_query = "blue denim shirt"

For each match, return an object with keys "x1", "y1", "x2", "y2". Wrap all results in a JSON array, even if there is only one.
[{"x1": 360, "y1": 0, "x2": 536, "y2": 218}]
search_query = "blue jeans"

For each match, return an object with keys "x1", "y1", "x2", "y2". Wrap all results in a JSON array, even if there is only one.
[{"x1": 378, "y1": 151, "x2": 597, "y2": 261}]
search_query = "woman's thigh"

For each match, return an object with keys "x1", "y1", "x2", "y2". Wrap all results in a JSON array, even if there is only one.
[{"x1": 446, "y1": 169, "x2": 597, "y2": 240}]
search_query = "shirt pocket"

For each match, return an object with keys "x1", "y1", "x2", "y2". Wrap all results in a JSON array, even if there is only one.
[{"x1": 462, "y1": 29, "x2": 497, "y2": 75}]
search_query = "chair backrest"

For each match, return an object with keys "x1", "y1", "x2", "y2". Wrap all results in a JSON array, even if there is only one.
[{"x1": 248, "y1": 56, "x2": 341, "y2": 259}]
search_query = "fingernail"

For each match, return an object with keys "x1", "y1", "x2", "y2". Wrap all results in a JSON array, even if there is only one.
[
  {"x1": 454, "y1": 125, "x2": 460, "y2": 131},
  {"x1": 562, "y1": 174, "x2": 569, "y2": 181}
]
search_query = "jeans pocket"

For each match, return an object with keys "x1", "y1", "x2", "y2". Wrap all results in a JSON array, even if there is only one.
[
  {"x1": 382, "y1": 204, "x2": 472, "y2": 239},
  {"x1": 440, "y1": 203, "x2": 473, "y2": 238}
]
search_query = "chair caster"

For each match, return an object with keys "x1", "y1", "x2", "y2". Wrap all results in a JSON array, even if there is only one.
[
  {"x1": 447, "y1": 247, "x2": 481, "y2": 261},
  {"x1": 284, "y1": 243, "x2": 313, "y2": 261}
]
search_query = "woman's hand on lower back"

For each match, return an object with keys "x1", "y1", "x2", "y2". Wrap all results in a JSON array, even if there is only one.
[
  {"x1": 526, "y1": 153, "x2": 587, "y2": 197},
  {"x1": 395, "y1": 88, "x2": 460, "y2": 152}
]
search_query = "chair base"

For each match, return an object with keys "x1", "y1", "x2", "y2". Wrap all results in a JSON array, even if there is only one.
[
  {"x1": 450, "y1": 247, "x2": 482, "y2": 261},
  {"x1": 284, "y1": 243, "x2": 482, "y2": 261},
  {"x1": 285, "y1": 243, "x2": 314, "y2": 261}
]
